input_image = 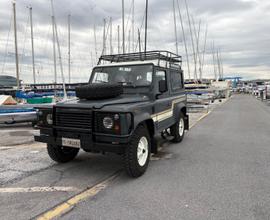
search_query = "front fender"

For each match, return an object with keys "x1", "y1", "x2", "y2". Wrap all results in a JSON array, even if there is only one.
[{"x1": 133, "y1": 112, "x2": 155, "y2": 130}]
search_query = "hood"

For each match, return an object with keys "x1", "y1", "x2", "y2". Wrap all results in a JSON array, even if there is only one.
[{"x1": 56, "y1": 94, "x2": 150, "y2": 109}]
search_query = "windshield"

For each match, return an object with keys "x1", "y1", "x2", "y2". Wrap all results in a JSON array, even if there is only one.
[{"x1": 90, "y1": 65, "x2": 153, "y2": 87}]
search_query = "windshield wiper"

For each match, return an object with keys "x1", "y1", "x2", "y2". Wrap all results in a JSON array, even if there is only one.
[{"x1": 95, "y1": 80, "x2": 108, "y2": 83}]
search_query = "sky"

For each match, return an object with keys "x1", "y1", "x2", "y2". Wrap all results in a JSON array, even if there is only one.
[{"x1": 0, "y1": 0, "x2": 269, "y2": 84}]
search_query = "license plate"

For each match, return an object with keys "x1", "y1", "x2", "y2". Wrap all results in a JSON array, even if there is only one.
[{"x1": 62, "y1": 138, "x2": 81, "y2": 148}]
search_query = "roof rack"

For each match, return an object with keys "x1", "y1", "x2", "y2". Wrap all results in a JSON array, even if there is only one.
[{"x1": 98, "y1": 50, "x2": 182, "y2": 67}]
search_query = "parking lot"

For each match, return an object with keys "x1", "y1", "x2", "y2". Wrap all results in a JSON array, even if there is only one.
[{"x1": 1, "y1": 95, "x2": 270, "y2": 220}]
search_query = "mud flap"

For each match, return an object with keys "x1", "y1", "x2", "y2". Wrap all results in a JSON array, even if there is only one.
[
  {"x1": 151, "y1": 137, "x2": 158, "y2": 154},
  {"x1": 184, "y1": 115, "x2": 189, "y2": 130}
]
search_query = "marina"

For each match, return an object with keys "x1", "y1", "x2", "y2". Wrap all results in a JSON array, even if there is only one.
[
  {"x1": 0, "y1": 0, "x2": 270, "y2": 219},
  {"x1": 1, "y1": 0, "x2": 268, "y2": 125}
]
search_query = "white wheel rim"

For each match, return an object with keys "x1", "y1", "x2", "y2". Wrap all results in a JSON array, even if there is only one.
[
  {"x1": 179, "y1": 118, "x2": 184, "y2": 136},
  {"x1": 137, "y1": 137, "x2": 149, "y2": 166}
]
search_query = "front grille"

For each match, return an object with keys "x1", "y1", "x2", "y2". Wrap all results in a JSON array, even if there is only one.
[{"x1": 55, "y1": 108, "x2": 92, "y2": 130}]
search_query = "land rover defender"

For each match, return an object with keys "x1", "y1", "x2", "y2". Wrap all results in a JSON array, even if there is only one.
[{"x1": 35, "y1": 51, "x2": 189, "y2": 177}]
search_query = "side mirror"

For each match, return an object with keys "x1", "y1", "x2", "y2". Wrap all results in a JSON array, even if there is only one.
[{"x1": 159, "y1": 80, "x2": 167, "y2": 93}]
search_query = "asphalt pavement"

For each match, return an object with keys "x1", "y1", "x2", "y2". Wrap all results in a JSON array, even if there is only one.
[
  {"x1": 0, "y1": 94, "x2": 270, "y2": 220},
  {"x1": 0, "y1": 123, "x2": 38, "y2": 146},
  {"x1": 62, "y1": 95, "x2": 270, "y2": 220}
]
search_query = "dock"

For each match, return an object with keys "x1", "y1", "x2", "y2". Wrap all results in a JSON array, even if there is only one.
[{"x1": 0, "y1": 94, "x2": 269, "y2": 219}]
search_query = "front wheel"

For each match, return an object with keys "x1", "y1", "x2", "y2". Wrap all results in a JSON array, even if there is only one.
[
  {"x1": 124, "y1": 125, "x2": 151, "y2": 178},
  {"x1": 47, "y1": 144, "x2": 79, "y2": 163},
  {"x1": 170, "y1": 112, "x2": 185, "y2": 143}
]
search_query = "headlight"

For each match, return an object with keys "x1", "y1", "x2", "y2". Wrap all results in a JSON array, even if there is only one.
[
  {"x1": 46, "y1": 114, "x2": 53, "y2": 125},
  {"x1": 103, "y1": 117, "x2": 114, "y2": 129},
  {"x1": 95, "y1": 112, "x2": 127, "y2": 134},
  {"x1": 36, "y1": 108, "x2": 53, "y2": 127}
]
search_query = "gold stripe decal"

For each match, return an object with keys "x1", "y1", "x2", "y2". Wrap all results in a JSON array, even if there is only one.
[{"x1": 151, "y1": 96, "x2": 186, "y2": 122}]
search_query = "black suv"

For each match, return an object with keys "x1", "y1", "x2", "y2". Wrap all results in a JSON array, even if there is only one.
[{"x1": 35, "y1": 51, "x2": 189, "y2": 177}]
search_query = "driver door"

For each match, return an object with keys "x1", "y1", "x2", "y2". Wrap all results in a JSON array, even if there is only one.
[{"x1": 154, "y1": 68, "x2": 172, "y2": 131}]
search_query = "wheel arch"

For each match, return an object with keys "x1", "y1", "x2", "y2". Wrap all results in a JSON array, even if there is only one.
[
  {"x1": 144, "y1": 119, "x2": 155, "y2": 138},
  {"x1": 174, "y1": 103, "x2": 189, "y2": 130},
  {"x1": 180, "y1": 106, "x2": 187, "y2": 116},
  {"x1": 134, "y1": 114, "x2": 157, "y2": 154},
  {"x1": 142, "y1": 119, "x2": 157, "y2": 154},
  {"x1": 173, "y1": 102, "x2": 186, "y2": 120},
  {"x1": 134, "y1": 112, "x2": 155, "y2": 134}
]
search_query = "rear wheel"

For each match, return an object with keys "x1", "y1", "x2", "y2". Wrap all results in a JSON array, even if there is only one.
[
  {"x1": 170, "y1": 112, "x2": 185, "y2": 143},
  {"x1": 124, "y1": 125, "x2": 151, "y2": 178},
  {"x1": 47, "y1": 144, "x2": 79, "y2": 163}
]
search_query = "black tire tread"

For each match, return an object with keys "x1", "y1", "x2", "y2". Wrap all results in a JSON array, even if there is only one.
[
  {"x1": 47, "y1": 144, "x2": 79, "y2": 163},
  {"x1": 124, "y1": 125, "x2": 150, "y2": 178}
]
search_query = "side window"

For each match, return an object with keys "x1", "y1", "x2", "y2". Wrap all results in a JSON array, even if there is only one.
[
  {"x1": 146, "y1": 72, "x2": 152, "y2": 83},
  {"x1": 170, "y1": 70, "x2": 183, "y2": 91},
  {"x1": 156, "y1": 70, "x2": 166, "y2": 81}
]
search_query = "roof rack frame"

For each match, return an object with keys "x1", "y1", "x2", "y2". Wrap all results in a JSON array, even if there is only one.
[{"x1": 98, "y1": 50, "x2": 182, "y2": 67}]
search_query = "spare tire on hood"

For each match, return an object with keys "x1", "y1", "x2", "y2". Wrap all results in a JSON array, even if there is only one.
[{"x1": 75, "y1": 83, "x2": 123, "y2": 100}]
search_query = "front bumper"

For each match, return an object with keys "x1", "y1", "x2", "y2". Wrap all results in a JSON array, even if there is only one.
[{"x1": 34, "y1": 128, "x2": 130, "y2": 154}]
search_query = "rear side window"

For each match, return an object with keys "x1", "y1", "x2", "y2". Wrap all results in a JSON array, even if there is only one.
[
  {"x1": 156, "y1": 71, "x2": 166, "y2": 81},
  {"x1": 170, "y1": 70, "x2": 183, "y2": 91}
]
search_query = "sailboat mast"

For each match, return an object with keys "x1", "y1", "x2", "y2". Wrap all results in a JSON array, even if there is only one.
[
  {"x1": 132, "y1": 0, "x2": 135, "y2": 52},
  {"x1": 138, "y1": 29, "x2": 142, "y2": 55},
  {"x1": 12, "y1": 1, "x2": 20, "y2": 89},
  {"x1": 102, "y1": 18, "x2": 106, "y2": 55},
  {"x1": 122, "y1": 0, "x2": 125, "y2": 54},
  {"x1": 110, "y1": 18, "x2": 112, "y2": 55},
  {"x1": 117, "y1": 25, "x2": 120, "y2": 54},
  {"x1": 220, "y1": 55, "x2": 224, "y2": 79},
  {"x1": 52, "y1": 15, "x2": 57, "y2": 84},
  {"x1": 128, "y1": 29, "x2": 131, "y2": 53},
  {"x1": 216, "y1": 49, "x2": 221, "y2": 80},
  {"x1": 192, "y1": 17, "x2": 202, "y2": 81},
  {"x1": 201, "y1": 25, "x2": 208, "y2": 75},
  {"x1": 145, "y1": 0, "x2": 149, "y2": 54},
  {"x1": 50, "y1": 0, "x2": 67, "y2": 99},
  {"x1": 176, "y1": 0, "x2": 191, "y2": 80},
  {"x1": 94, "y1": 24, "x2": 98, "y2": 62},
  {"x1": 219, "y1": 49, "x2": 224, "y2": 79},
  {"x1": 29, "y1": 6, "x2": 36, "y2": 84},
  {"x1": 212, "y1": 42, "x2": 217, "y2": 81},
  {"x1": 184, "y1": 0, "x2": 197, "y2": 81},
  {"x1": 173, "y1": 0, "x2": 178, "y2": 55},
  {"x1": 68, "y1": 14, "x2": 71, "y2": 84}
]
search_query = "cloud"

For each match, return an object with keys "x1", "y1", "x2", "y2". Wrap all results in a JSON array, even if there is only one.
[{"x1": 0, "y1": 0, "x2": 269, "y2": 83}]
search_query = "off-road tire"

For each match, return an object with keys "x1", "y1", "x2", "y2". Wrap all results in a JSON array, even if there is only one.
[
  {"x1": 124, "y1": 125, "x2": 151, "y2": 178},
  {"x1": 76, "y1": 83, "x2": 123, "y2": 100},
  {"x1": 47, "y1": 144, "x2": 79, "y2": 163},
  {"x1": 170, "y1": 112, "x2": 185, "y2": 143}
]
